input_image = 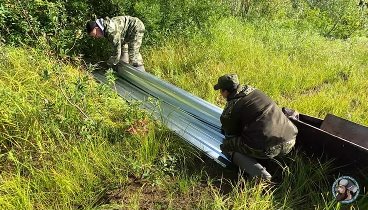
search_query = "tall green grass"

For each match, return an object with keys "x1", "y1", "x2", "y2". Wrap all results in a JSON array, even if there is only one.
[
  {"x1": 145, "y1": 17, "x2": 368, "y2": 125},
  {"x1": 0, "y1": 46, "x2": 201, "y2": 209},
  {"x1": 1, "y1": 17, "x2": 368, "y2": 209},
  {"x1": 144, "y1": 17, "x2": 368, "y2": 208}
]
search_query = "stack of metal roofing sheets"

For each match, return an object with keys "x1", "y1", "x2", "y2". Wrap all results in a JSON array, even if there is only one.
[{"x1": 92, "y1": 64, "x2": 231, "y2": 167}]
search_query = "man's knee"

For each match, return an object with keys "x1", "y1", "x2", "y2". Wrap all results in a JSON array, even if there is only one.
[{"x1": 221, "y1": 136, "x2": 268, "y2": 159}]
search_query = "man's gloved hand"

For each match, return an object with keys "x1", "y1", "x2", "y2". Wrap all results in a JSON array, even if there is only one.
[
  {"x1": 107, "y1": 56, "x2": 119, "y2": 67},
  {"x1": 106, "y1": 57, "x2": 120, "y2": 71}
]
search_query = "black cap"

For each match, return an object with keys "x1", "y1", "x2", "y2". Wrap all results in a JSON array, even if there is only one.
[
  {"x1": 213, "y1": 74, "x2": 239, "y2": 91},
  {"x1": 86, "y1": 21, "x2": 97, "y2": 34}
]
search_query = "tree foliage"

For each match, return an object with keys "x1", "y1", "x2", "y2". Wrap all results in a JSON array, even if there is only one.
[
  {"x1": 0, "y1": 0, "x2": 366, "y2": 59},
  {"x1": 0, "y1": 0, "x2": 226, "y2": 59}
]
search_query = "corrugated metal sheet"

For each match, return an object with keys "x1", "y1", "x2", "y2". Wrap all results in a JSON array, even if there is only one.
[{"x1": 93, "y1": 64, "x2": 231, "y2": 167}]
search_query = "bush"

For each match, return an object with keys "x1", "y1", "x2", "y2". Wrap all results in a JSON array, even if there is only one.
[
  {"x1": 109, "y1": 0, "x2": 229, "y2": 44},
  {"x1": 290, "y1": 0, "x2": 368, "y2": 39},
  {"x1": 225, "y1": 0, "x2": 293, "y2": 19},
  {"x1": 0, "y1": 0, "x2": 228, "y2": 60},
  {"x1": 0, "y1": 0, "x2": 114, "y2": 57},
  {"x1": 1, "y1": 0, "x2": 366, "y2": 60},
  {"x1": 225, "y1": 0, "x2": 368, "y2": 39}
]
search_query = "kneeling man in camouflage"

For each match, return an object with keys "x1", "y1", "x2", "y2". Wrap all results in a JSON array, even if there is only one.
[{"x1": 214, "y1": 74, "x2": 298, "y2": 180}]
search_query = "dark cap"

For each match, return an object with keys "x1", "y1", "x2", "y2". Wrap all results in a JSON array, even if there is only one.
[
  {"x1": 213, "y1": 74, "x2": 239, "y2": 91},
  {"x1": 86, "y1": 21, "x2": 97, "y2": 34}
]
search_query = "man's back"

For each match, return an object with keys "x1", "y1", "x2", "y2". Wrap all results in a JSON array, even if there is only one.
[
  {"x1": 221, "y1": 86, "x2": 273, "y2": 136},
  {"x1": 221, "y1": 86, "x2": 297, "y2": 151},
  {"x1": 104, "y1": 16, "x2": 144, "y2": 41}
]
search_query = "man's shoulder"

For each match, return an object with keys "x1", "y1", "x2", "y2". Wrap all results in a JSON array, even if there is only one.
[
  {"x1": 223, "y1": 98, "x2": 241, "y2": 114},
  {"x1": 109, "y1": 16, "x2": 137, "y2": 20},
  {"x1": 104, "y1": 16, "x2": 127, "y2": 31},
  {"x1": 243, "y1": 85, "x2": 256, "y2": 95},
  {"x1": 107, "y1": 16, "x2": 142, "y2": 26}
]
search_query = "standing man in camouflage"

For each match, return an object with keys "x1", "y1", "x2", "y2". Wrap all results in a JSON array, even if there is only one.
[
  {"x1": 214, "y1": 74, "x2": 298, "y2": 180},
  {"x1": 86, "y1": 16, "x2": 146, "y2": 71}
]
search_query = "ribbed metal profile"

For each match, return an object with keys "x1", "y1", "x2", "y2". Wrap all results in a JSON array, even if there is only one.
[{"x1": 93, "y1": 64, "x2": 231, "y2": 167}]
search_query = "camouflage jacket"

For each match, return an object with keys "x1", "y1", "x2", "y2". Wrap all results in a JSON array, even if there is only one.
[
  {"x1": 103, "y1": 16, "x2": 145, "y2": 65},
  {"x1": 221, "y1": 85, "x2": 298, "y2": 150}
]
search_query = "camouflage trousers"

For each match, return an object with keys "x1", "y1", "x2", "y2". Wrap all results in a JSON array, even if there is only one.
[
  {"x1": 121, "y1": 23, "x2": 145, "y2": 67},
  {"x1": 220, "y1": 136, "x2": 295, "y2": 159}
]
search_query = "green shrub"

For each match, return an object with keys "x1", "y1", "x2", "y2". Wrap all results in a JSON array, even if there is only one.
[
  {"x1": 291, "y1": 0, "x2": 368, "y2": 39},
  {"x1": 226, "y1": 0, "x2": 367, "y2": 39},
  {"x1": 0, "y1": 0, "x2": 228, "y2": 60},
  {"x1": 112, "y1": 0, "x2": 229, "y2": 44},
  {"x1": 225, "y1": 0, "x2": 293, "y2": 19},
  {"x1": 0, "y1": 0, "x2": 120, "y2": 57}
]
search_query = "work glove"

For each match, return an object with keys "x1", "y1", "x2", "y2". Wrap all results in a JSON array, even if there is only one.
[
  {"x1": 107, "y1": 56, "x2": 119, "y2": 67},
  {"x1": 106, "y1": 57, "x2": 120, "y2": 72}
]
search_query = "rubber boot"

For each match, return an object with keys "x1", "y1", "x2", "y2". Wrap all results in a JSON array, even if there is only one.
[
  {"x1": 120, "y1": 44, "x2": 129, "y2": 63},
  {"x1": 232, "y1": 152, "x2": 272, "y2": 180}
]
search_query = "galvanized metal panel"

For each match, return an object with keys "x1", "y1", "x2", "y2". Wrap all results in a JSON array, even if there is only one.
[{"x1": 92, "y1": 64, "x2": 231, "y2": 167}]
